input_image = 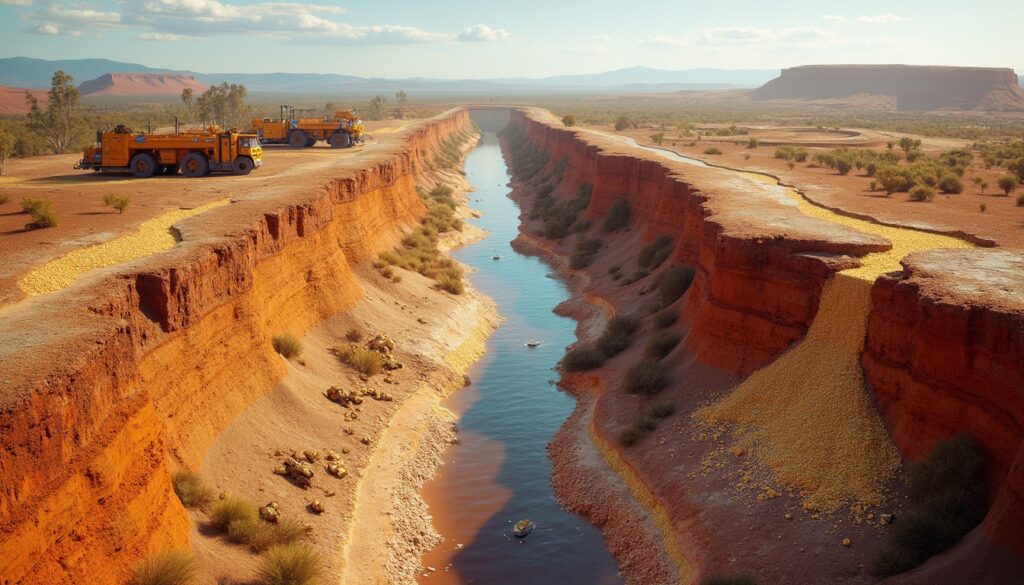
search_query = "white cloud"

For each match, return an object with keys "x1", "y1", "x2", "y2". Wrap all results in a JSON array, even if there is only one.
[
  {"x1": 456, "y1": 24, "x2": 510, "y2": 42},
  {"x1": 593, "y1": 34, "x2": 611, "y2": 43},
  {"x1": 855, "y1": 14, "x2": 908, "y2": 23},
  {"x1": 136, "y1": 32, "x2": 180, "y2": 41},
  {"x1": 1, "y1": 0, "x2": 34, "y2": 6},
  {"x1": 640, "y1": 34, "x2": 687, "y2": 47},
  {"x1": 26, "y1": 22, "x2": 58, "y2": 34},
  {"x1": 823, "y1": 14, "x2": 846, "y2": 23}
]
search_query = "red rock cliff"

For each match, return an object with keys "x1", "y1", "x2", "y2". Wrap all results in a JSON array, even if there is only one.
[
  {"x1": 864, "y1": 249, "x2": 1024, "y2": 556},
  {"x1": 0, "y1": 109, "x2": 471, "y2": 585}
]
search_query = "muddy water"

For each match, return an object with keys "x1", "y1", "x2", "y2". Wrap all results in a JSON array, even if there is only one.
[{"x1": 418, "y1": 129, "x2": 622, "y2": 584}]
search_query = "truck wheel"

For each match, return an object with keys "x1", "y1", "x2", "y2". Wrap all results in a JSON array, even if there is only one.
[
  {"x1": 329, "y1": 132, "x2": 352, "y2": 149},
  {"x1": 288, "y1": 131, "x2": 309, "y2": 148},
  {"x1": 180, "y1": 153, "x2": 209, "y2": 178},
  {"x1": 232, "y1": 157, "x2": 254, "y2": 175},
  {"x1": 129, "y1": 153, "x2": 157, "y2": 178}
]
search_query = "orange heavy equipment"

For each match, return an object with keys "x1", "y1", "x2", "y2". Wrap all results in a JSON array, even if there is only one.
[
  {"x1": 76, "y1": 125, "x2": 263, "y2": 178},
  {"x1": 250, "y1": 105, "x2": 364, "y2": 149}
]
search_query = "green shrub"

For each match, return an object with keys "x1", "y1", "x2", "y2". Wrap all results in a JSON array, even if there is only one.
[
  {"x1": 1016, "y1": 194, "x2": 1024, "y2": 207},
  {"x1": 638, "y1": 235, "x2": 673, "y2": 270},
  {"x1": 653, "y1": 309, "x2": 678, "y2": 329},
  {"x1": 774, "y1": 146, "x2": 807, "y2": 162},
  {"x1": 656, "y1": 266, "x2": 696, "y2": 305},
  {"x1": 229, "y1": 517, "x2": 306, "y2": 552},
  {"x1": 336, "y1": 345, "x2": 383, "y2": 376},
  {"x1": 623, "y1": 360, "x2": 668, "y2": 395},
  {"x1": 617, "y1": 424, "x2": 644, "y2": 446},
  {"x1": 20, "y1": 197, "x2": 44, "y2": 214},
  {"x1": 562, "y1": 345, "x2": 607, "y2": 372},
  {"x1": 23, "y1": 198, "x2": 57, "y2": 229},
  {"x1": 570, "y1": 237, "x2": 602, "y2": 268},
  {"x1": 437, "y1": 274, "x2": 464, "y2": 294},
  {"x1": 132, "y1": 550, "x2": 198, "y2": 585},
  {"x1": 909, "y1": 185, "x2": 936, "y2": 202},
  {"x1": 171, "y1": 471, "x2": 214, "y2": 510},
  {"x1": 703, "y1": 147, "x2": 723, "y2": 155},
  {"x1": 596, "y1": 315, "x2": 641, "y2": 357},
  {"x1": 257, "y1": 543, "x2": 324, "y2": 585},
  {"x1": 602, "y1": 198, "x2": 631, "y2": 232},
  {"x1": 210, "y1": 496, "x2": 258, "y2": 532},
  {"x1": 871, "y1": 435, "x2": 987, "y2": 577},
  {"x1": 936, "y1": 173, "x2": 964, "y2": 194},
  {"x1": 614, "y1": 116, "x2": 632, "y2": 131},
  {"x1": 103, "y1": 194, "x2": 131, "y2": 213},
  {"x1": 644, "y1": 331, "x2": 682, "y2": 360},
  {"x1": 645, "y1": 401, "x2": 677, "y2": 419},
  {"x1": 272, "y1": 334, "x2": 302, "y2": 359},
  {"x1": 0, "y1": 194, "x2": 9, "y2": 205},
  {"x1": 746, "y1": 138, "x2": 759, "y2": 149},
  {"x1": 997, "y1": 173, "x2": 1019, "y2": 196},
  {"x1": 701, "y1": 576, "x2": 756, "y2": 585}
]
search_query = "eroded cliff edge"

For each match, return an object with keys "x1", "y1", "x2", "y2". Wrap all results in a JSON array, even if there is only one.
[
  {"x1": 0, "y1": 109, "x2": 473, "y2": 584},
  {"x1": 504, "y1": 107, "x2": 1024, "y2": 583}
]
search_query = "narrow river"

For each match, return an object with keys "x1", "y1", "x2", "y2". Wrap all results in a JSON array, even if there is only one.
[{"x1": 418, "y1": 118, "x2": 623, "y2": 584}]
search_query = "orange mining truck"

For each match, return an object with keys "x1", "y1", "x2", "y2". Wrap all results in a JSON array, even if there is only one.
[
  {"x1": 250, "y1": 105, "x2": 364, "y2": 149},
  {"x1": 76, "y1": 125, "x2": 263, "y2": 178}
]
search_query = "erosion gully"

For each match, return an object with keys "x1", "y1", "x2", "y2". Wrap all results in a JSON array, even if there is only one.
[{"x1": 418, "y1": 111, "x2": 623, "y2": 584}]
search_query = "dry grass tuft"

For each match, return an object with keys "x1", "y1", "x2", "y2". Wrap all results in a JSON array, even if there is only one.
[
  {"x1": 256, "y1": 543, "x2": 325, "y2": 585},
  {"x1": 132, "y1": 550, "x2": 198, "y2": 585},
  {"x1": 272, "y1": 333, "x2": 302, "y2": 359},
  {"x1": 171, "y1": 471, "x2": 214, "y2": 510}
]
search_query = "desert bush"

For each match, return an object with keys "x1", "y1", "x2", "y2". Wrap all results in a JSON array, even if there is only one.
[
  {"x1": 272, "y1": 334, "x2": 302, "y2": 358},
  {"x1": 132, "y1": 550, "x2": 198, "y2": 585},
  {"x1": 774, "y1": 146, "x2": 807, "y2": 162},
  {"x1": 656, "y1": 265, "x2": 696, "y2": 305},
  {"x1": 345, "y1": 327, "x2": 363, "y2": 342},
  {"x1": 256, "y1": 543, "x2": 324, "y2": 585},
  {"x1": 608, "y1": 265, "x2": 620, "y2": 275},
  {"x1": 20, "y1": 197, "x2": 44, "y2": 214},
  {"x1": 614, "y1": 116, "x2": 632, "y2": 131},
  {"x1": 643, "y1": 331, "x2": 682, "y2": 361},
  {"x1": 623, "y1": 360, "x2": 668, "y2": 395},
  {"x1": 908, "y1": 185, "x2": 936, "y2": 202},
  {"x1": 437, "y1": 274, "x2": 464, "y2": 294},
  {"x1": 602, "y1": 198, "x2": 631, "y2": 232},
  {"x1": 997, "y1": 173, "x2": 1018, "y2": 196},
  {"x1": 746, "y1": 138, "x2": 759, "y2": 149},
  {"x1": 653, "y1": 308, "x2": 678, "y2": 329},
  {"x1": 229, "y1": 517, "x2": 306, "y2": 552},
  {"x1": 0, "y1": 194, "x2": 9, "y2": 205},
  {"x1": 562, "y1": 345, "x2": 607, "y2": 372},
  {"x1": 209, "y1": 496, "x2": 258, "y2": 532},
  {"x1": 701, "y1": 576, "x2": 756, "y2": 585},
  {"x1": 638, "y1": 235, "x2": 673, "y2": 270},
  {"x1": 596, "y1": 315, "x2": 642, "y2": 357},
  {"x1": 562, "y1": 114, "x2": 576, "y2": 127},
  {"x1": 103, "y1": 194, "x2": 131, "y2": 213},
  {"x1": 645, "y1": 401, "x2": 677, "y2": 419},
  {"x1": 336, "y1": 345, "x2": 383, "y2": 376},
  {"x1": 171, "y1": 471, "x2": 214, "y2": 510},
  {"x1": 570, "y1": 237, "x2": 602, "y2": 269},
  {"x1": 936, "y1": 173, "x2": 964, "y2": 194},
  {"x1": 617, "y1": 424, "x2": 644, "y2": 446},
  {"x1": 703, "y1": 147, "x2": 722, "y2": 155},
  {"x1": 1016, "y1": 194, "x2": 1024, "y2": 207},
  {"x1": 871, "y1": 435, "x2": 987, "y2": 577}
]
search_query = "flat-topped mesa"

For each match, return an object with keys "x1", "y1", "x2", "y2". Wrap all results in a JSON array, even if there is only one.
[
  {"x1": 753, "y1": 64, "x2": 1024, "y2": 111},
  {"x1": 78, "y1": 72, "x2": 207, "y2": 96},
  {"x1": 0, "y1": 109, "x2": 472, "y2": 585}
]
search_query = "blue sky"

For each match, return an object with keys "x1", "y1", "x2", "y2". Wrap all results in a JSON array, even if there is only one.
[{"x1": 1, "y1": 0, "x2": 1021, "y2": 78}]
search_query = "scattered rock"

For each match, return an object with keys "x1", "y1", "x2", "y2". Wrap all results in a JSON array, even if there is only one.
[
  {"x1": 841, "y1": 538, "x2": 851, "y2": 547},
  {"x1": 303, "y1": 450, "x2": 320, "y2": 463},
  {"x1": 218, "y1": 492, "x2": 229, "y2": 500},
  {"x1": 259, "y1": 502, "x2": 280, "y2": 523},
  {"x1": 417, "y1": 317, "x2": 428, "y2": 324},
  {"x1": 324, "y1": 450, "x2": 342, "y2": 461},
  {"x1": 281, "y1": 457, "x2": 314, "y2": 487},
  {"x1": 785, "y1": 513, "x2": 793, "y2": 520},
  {"x1": 327, "y1": 463, "x2": 348, "y2": 478},
  {"x1": 308, "y1": 499, "x2": 325, "y2": 514},
  {"x1": 880, "y1": 513, "x2": 894, "y2": 525},
  {"x1": 360, "y1": 437, "x2": 372, "y2": 446}
]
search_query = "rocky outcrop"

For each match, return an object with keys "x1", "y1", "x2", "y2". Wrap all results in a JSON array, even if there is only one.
[
  {"x1": 753, "y1": 64, "x2": 1024, "y2": 111},
  {"x1": 78, "y1": 73, "x2": 206, "y2": 96},
  {"x1": 864, "y1": 249, "x2": 1024, "y2": 558},
  {"x1": 0, "y1": 109, "x2": 471, "y2": 585}
]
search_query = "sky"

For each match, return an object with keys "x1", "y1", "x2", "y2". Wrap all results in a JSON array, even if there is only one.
[{"x1": 0, "y1": 0, "x2": 1021, "y2": 79}]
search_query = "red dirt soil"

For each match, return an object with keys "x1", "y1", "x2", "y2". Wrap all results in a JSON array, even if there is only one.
[{"x1": 78, "y1": 73, "x2": 206, "y2": 96}]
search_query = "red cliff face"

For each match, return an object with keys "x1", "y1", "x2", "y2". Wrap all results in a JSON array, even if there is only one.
[
  {"x1": 753, "y1": 64, "x2": 1024, "y2": 111},
  {"x1": 78, "y1": 73, "x2": 207, "y2": 96},
  {"x1": 0, "y1": 109, "x2": 471, "y2": 585},
  {"x1": 863, "y1": 249, "x2": 1024, "y2": 556},
  {"x1": 510, "y1": 108, "x2": 886, "y2": 375}
]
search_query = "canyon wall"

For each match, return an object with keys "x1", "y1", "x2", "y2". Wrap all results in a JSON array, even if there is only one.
[
  {"x1": 0, "y1": 109, "x2": 471, "y2": 585},
  {"x1": 864, "y1": 249, "x2": 1024, "y2": 555},
  {"x1": 753, "y1": 64, "x2": 1024, "y2": 111}
]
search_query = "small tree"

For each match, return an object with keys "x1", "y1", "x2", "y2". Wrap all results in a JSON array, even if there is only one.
[
  {"x1": 394, "y1": 90, "x2": 408, "y2": 109},
  {"x1": 898, "y1": 137, "x2": 921, "y2": 156},
  {"x1": 562, "y1": 114, "x2": 576, "y2": 127},
  {"x1": 0, "y1": 128, "x2": 14, "y2": 176},
  {"x1": 180, "y1": 88, "x2": 195, "y2": 124},
  {"x1": 836, "y1": 158, "x2": 853, "y2": 175},
  {"x1": 614, "y1": 116, "x2": 631, "y2": 132},
  {"x1": 650, "y1": 132, "x2": 664, "y2": 145},
  {"x1": 26, "y1": 70, "x2": 80, "y2": 154},
  {"x1": 367, "y1": 95, "x2": 387, "y2": 121},
  {"x1": 997, "y1": 173, "x2": 1019, "y2": 196}
]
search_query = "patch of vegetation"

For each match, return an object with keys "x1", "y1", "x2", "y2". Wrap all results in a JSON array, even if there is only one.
[
  {"x1": 701, "y1": 575, "x2": 756, "y2": 585},
  {"x1": 1016, "y1": 194, "x2": 1024, "y2": 207},
  {"x1": 562, "y1": 345, "x2": 607, "y2": 372},
  {"x1": 871, "y1": 435, "x2": 987, "y2": 577},
  {"x1": 623, "y1": 360, "x2": 669, "y2": 395},
  {"x1": 653, "y1": 308, "x2": 679, "y2": 329},
  {"x1": 997, "y1": 173, "x2": 1019, "y2": 196},
  {"x1": 532, "y1": 182, "x2": 593, "y2": 239},
  {"x1": 570, "y1": 237, "x2": 602, "y2": 269},
  {"x1": 131, "y1": 550, "x2": 198, "y2": 585},
  {"x1": 20, "y1": 197, "x2": 57, "y2": 229},
  {"x1": 345, "y1": 327, "x2": 363, "y2": 342},
  {"x1": 643, "y1": 331, "x2": 682, "y2": 361},
  {"x1": 774, "y1": 145, "x2": 808, "y2": 163},
  {"x1": 171, "y1": 471, "x2": 214, "y2": 510},
  {"x1": 562, "y1": 114, "x2": 576, "y2": 127},
  {"x1": 601, "y1": 198, "x2": 631, "y2": 233},
  {"x1": 377, "y1": 185, "x2": 465, "y2": 293},
  {"x1": 702, "y1": 147, "x2": 723, "y2": 155},
  {"x1": 637, "y1": 235, "x2": 673, "y2": 270},
  {"x1": 908, "y1": 185, "x2": 936, "y2": 202},
  {"x1": 272, "y1": 334, "x2": 302, "y2": 359},
  {"x1": 0, "y1": 194, "x2": 9, "y2": 206},
  {"x1": 335, "y1": 345, "x2": 383, "y2": 376},
  {"x1": 103, "y1": 193, "x2": 131, "y2": 213},
  {"x1": 595, "y1": 315, "x2": 642, "y2": 357},
  {"x1": 617, "y1": 424, "x2": 645, "y2": 446},
  {"x1": 746, "y1": 138, "x2": 759, "y2": 149},
  {"x1": 500, "y1": 123, "x2": 550, "y2": 180},
  {"x1": 656, "y1": 265, "x2": 696, "y2": 305},
  {"x1": 256, "y1": 543, "x2": 324, "y2": 585},
  {"x1": 210, "y1": 495, "x2": 258, "y2": 531},
  {"x1": 228, "y1": 517, "x2": 306, "y2": 553},
  {"x1": 645, "y1": 401, "x2": 677, "y2": 419},
  {"x1": 936, "y1": 173, "x2": 964, "y2": 194}
]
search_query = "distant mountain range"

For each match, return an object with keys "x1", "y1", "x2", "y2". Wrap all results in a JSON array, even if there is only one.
[{"x1": 0, "y1": 57, "x2": 779, "y2": 94}]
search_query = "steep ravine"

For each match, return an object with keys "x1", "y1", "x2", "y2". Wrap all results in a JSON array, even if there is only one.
[
  {"x1": 0, "y1": 109, "x2": 480, "y2": 584},
  {"x1": 503, "y1": 107, "x2": 1024, "y2": 583}
]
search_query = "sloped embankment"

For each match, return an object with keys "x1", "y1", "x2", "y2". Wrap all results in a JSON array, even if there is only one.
[{"x1": 0, "y1": 109, "x2": 473, "y2": 584}]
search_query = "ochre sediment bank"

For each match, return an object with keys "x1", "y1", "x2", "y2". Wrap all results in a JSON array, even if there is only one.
[
  {"x1": 0, "y1": 109, "x2": 473, "y2": 584},
  {"x1": 504, "y1": 107, "x2": 1024, "y2": 582}
]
